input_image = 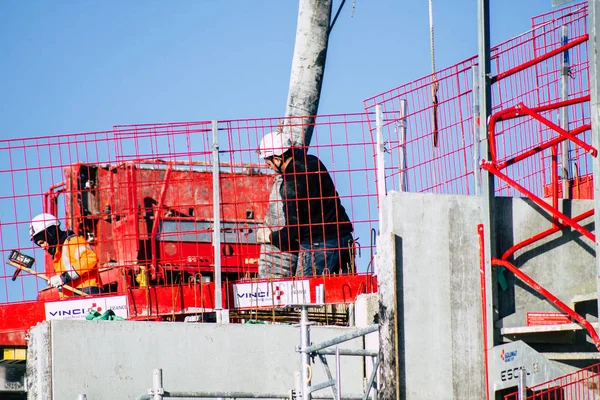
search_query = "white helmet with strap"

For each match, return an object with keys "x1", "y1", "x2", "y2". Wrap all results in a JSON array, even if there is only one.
[
  {"x1": 29, "y1": 213, "x2": 60, "y2": 240},
  {"x1": 257, "y1": 131, "x2": 293, "y2": 159}
]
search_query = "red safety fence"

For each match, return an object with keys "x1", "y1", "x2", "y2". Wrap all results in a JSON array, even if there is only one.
[
  {"x1": 363, "y1": 1, "x2": 591, "y2": 200},
  {"x1": 0, "y1": 113, "x2": 378, "y2": 346},
  {"x1": 503, "y1": 362, "x2": 600, "y2": 399}
]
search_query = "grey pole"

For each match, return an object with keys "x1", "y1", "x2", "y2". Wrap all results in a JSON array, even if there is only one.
[
  {"x1": 472, "y1": 64, "x2": 481, "y2": 196},
  {"x1": 517, "y1": 369, "x2": 526, "y2": 400},
  {"x1": 211, "y1": 121, "x2": 222, "y2": 318},
  {"x1": 152, "y1": 368, "x2": 164, "y2": 400},
  {"x1": 335, "y1": 346, "x2": 342, "y2": 400},
  {"x1": 477, "y1": 0, "x2": 496, "y2": 399},
  {"x1": 376, "y1": 105, "x2": 387, "y2": 237},
  {"x1": 300, "y1": 306, "x2": 312, "y2": 400},
  {"x1": 589, "y1": 0, "x2": 600, "y2": 339},
  {"x1": 398, "y1": 99, "x2": 408, "y2": 192},
  {"x1": 561, "y1": 25, "x2": 571, "y2": 199}
]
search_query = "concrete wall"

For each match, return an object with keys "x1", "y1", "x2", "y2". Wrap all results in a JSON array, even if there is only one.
[
  {"x1": 379, "y1": 191, "x2": 486, "y2": 400},
  {"x1": 495, "y1": 198, "x2": 595, "y2": 327},
  {"x1": 27, "y1": 319, "x2": 376, "y2": 400},
  {"x1": 377, "y1": 191, "x2": 595, "y2": 399}
]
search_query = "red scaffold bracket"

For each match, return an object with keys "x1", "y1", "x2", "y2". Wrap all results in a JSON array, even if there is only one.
[
  {"x1": 487, "y1": 95, "x2": 595, "y2": 166},
  {"x1": 480, "y1": 161, "x2": 595, "y2": 242},
  {"x1": 492, "y1": 258, "x2": 600, "y2": 351}
]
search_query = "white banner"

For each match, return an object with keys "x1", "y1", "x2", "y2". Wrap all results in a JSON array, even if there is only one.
[
  {"x1": 232, "y1": 280, "x2": 310, "y2": 308},
  {"x1": 44, "y1": 295, "x2": 128, "y2": 321}
]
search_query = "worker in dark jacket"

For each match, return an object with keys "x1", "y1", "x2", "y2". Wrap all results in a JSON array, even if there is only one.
[{"x1": 256, "y1": 132, "x2": 353, "y2": 276}]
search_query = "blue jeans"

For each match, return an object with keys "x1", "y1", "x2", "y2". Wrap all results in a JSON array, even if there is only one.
[{"x1": 297, "y1": 234, "x2": 353, "y2": 276}]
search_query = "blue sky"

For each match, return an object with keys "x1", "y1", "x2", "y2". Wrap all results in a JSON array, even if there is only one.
[{"x1": 0, "y1": 0, "x2": 557, "y2": 138}]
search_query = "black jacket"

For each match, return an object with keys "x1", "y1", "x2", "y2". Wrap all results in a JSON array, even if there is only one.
[{"x1": 271, "y1": 154, "x2": 353, "y2": 251}]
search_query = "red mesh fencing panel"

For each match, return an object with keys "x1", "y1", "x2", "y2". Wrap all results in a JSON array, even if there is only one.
[
  {"x1": 363, "y1": 2, "x2": 590, "y2": 199},
  {"x1": 0, "y1": 114, "x2": 378, "y2": 307}
]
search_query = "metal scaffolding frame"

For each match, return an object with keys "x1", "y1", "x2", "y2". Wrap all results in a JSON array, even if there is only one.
[{"x1": 297, "y1": 305, "x2": 379, "y2": 400}]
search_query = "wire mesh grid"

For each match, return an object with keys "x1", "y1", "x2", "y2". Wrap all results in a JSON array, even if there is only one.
[
  {"x1": 0, "y1": 113, "x2": 378, "y2": 305},
  {"x1": 363, "y1": 1, "x2": 590, "y2": 199}
]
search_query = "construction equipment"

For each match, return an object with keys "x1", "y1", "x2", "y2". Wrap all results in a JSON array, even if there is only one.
[{"x1": 0, "y1": 116, "x2": 378, "y2": 352}]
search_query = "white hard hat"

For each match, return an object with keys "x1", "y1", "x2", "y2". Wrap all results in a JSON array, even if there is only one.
[
  {"x1": 257, "y1": 132, "x2": 293, "y2": 159},
  {"x1": 29, "y1": 213, "x2": 59, "y2": 240}
]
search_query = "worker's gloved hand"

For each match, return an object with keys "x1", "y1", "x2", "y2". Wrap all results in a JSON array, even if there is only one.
[
  {"x1": 48, "y1": 275, "x2": 64, "y2": 288},
  {"x1": 255, "y1": 226, "x2": 271, "y2": 243}
]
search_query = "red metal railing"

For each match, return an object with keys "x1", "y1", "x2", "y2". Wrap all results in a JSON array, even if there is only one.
[
  {"x1": 363, "y1": 2, "x2": 590, "y2": 199},
  {"x1": 504, "y1": 362, "x2": 600, "y2": 399},
  {"x1": 478, "y1": 2, "x2": 598, "y2": 348}
]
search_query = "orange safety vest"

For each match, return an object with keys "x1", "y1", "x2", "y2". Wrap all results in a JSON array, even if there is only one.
[{"x1": 52, "y1": 235, "x2": 102, "y2": 296}]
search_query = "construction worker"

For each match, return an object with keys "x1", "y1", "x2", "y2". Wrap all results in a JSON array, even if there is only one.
[
  {"x1": 29, "y1": 213, "x2": 103, "y2": 296},
  {"x1": 256, "y1": 132, "x2": 354, "y2": 276}
]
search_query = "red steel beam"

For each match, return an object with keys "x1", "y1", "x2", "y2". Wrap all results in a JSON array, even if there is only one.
[
  {"x1": 493, "y1": 258, "x2": 600, "y2": 350},
  {"x1": 500, "y1": 209, "x2": 594, "y2": 261},
  {"x1": 478, "y1": 224, "x2": 490, "y2": 400},
  {"x1": 481, "y1": 162, "x2": 595, "y2": 242},
  {"x1": 491, "y1": 34, "x2": 589, "y2": 83}
]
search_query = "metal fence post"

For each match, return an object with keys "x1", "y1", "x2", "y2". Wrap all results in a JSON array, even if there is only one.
[
  {"x1": 517, "y1": 368, "x2": 526, "y2": 400},
  {"x1": 211, "y1": 120, "x2": 223, "y2": 320},
  {"x1": 152, "y1": 368, "x2": 164, "y2": 400},
  {"x1": 300, "y1": 306, "x2": 312, "y2": 400},
  {"x1": 335, "y1": 346, "x2": 342, "y2": 400},
  {"x1": 376, "y1": 104, "x2": 387, "y2": 238},
  {"x1": 589, "y1": 0, "x2": 600, "y2": 343},
  {"x1": 560, "y1": 24, "x2": 571, "y2": 199},
  {"x1": 472, "y1": 64, "x2": 481, "y2": 196},
  {"x1": 398, "y1": 99, "x2": 408, "y2": 192}
]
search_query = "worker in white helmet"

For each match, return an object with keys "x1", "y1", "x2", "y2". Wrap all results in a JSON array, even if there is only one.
[
  {"x1": 29, "y1": 213, "x2": 103, "y2": 296},
  {"x1": 256, "y1": 132, "x2": 354, "y2": 276}
]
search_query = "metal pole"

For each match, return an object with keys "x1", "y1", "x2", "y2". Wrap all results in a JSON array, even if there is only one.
[
  {"x1": 561, "y1": 24, "x2": 571, "y2": 199},
  {"x1": 76, "y1": 395, "x2": 87, "y2": 400},
  {"x1": 399, "y1": 99, "x2": 408, "y2": 192},
  {"x1": 376, "y1": 105, "x2": 387, "y2": 235},
  {"x1": 211, "y1": 120, "x2": 223, "y2": 319},
  {"x1": 472, "y1": 64, "x2": 481, "y2": 196},
  {"x1": 478, "y1": 0, "x2": 495, "y2": 399},
  {"x1": 517, "y1": 368, "x2": 526, "y2": 400},
  {"x1": 152, "y1": 368, "x2": 164, "y2": 400},
  {"x1": 362, "y1": 357, "x2": 380, "y2": 400},
  {"x1": 304, "y1": 325, "x2": 379, "y2": 354},
  {"x1": 589, "y1": 0, "x2": 600, "y2": 340},
  {"x1": 335, "y1": 346, "x2": 342, "y2": 400},
  {"x1": 301, "y1": 306, "x2": 312, "y2": 400}
]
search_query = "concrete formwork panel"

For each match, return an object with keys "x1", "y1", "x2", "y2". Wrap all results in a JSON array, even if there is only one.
[
  {"x1": 377, "y1": 191, "x2": 595, "y2": 399},
  {"x1": 27, "y1": 319, "x2": 375, "y2": 400},
  {"x1": 379, "y1": 191, "x2": 485, "y2": 400}
]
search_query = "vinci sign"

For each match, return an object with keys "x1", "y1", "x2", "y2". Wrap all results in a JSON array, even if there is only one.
[
  {"x1": 232, "y1": 280, "x2": 310, "y2": 308},
  {"x1": 44, "y1": 295, "x2": 128, "y2": 321}
]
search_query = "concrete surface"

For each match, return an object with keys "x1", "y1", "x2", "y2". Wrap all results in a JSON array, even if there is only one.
[
  {"x1": 27, "y1": 319, "x2": 375, "y2": 400},
  {"x1": 378, "y1": 191, "x2": 485, "y2": 400},
  {"x1": 377, "y1": 191, "x2": 595, "y2": 399},
  {"x1": 495, "y1": 198, "x2": 595, "y2": 327}
]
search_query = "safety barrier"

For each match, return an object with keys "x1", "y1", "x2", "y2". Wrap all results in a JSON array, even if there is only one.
[
  {"x1": 363, "y1": 2, "x2": 590, "y2": 200},
  {"x1": 503, "y1": 362, "x2": 600, "y2": 399},
  {"x1": 0, "y1": 113, "x2": 378, "y2": 346}
]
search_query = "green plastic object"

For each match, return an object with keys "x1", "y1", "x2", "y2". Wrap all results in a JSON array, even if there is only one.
[
  {"x1": 86, "y1": 309, "x2": 125, "y2": 321},
  {"x1": 497, "y1": 266, "x2": 508, "y2": 291}
]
